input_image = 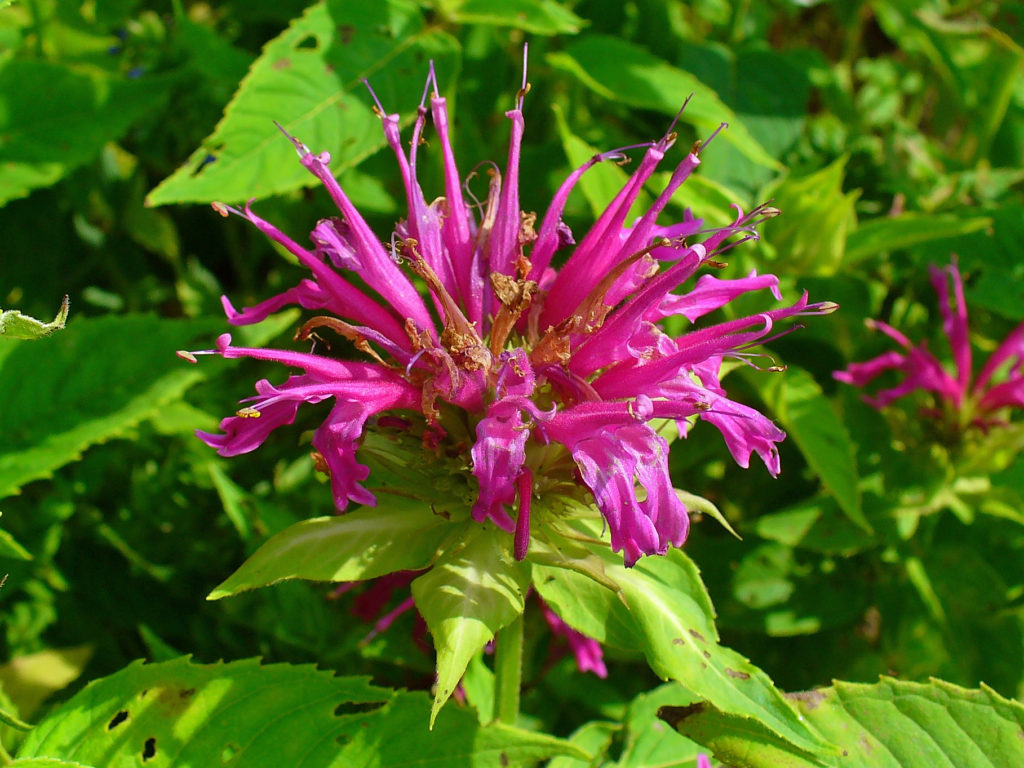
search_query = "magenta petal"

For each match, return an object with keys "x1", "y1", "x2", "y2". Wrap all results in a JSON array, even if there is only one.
[
  {"x1": 471, "y1": 398, "x2": 531, "y2": 532},
  {"x1": 571, "y1": 423, "x2": 688, "y2": 567},
  {"x1": 541, "y1": 603, "x2": 608, "y2": 678},
  {"x1": 197, "y1": 377, "x2": 309, "y2": 456},
  {"x1": 313, "y1": 399, "x2": 380, "y2": 510}
]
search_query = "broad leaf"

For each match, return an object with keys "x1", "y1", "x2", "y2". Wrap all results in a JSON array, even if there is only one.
[
  {"x1": 146, "y1": 0, "x2": 460, "y2": 206},
  {"x1": 548, "y1": 36, "x2": 780, "y2": 169},
  {"x1": 760, "y1": 156, "x2": 858, "y2": 275},
  {"x1": 411, "y1": 526, "x2": 530, "y2": 725},
  {"x1": 846, "y1": 213, "x2": 992, "y2": 264},
  {"x1": 533, "y1": 518, "x2": 831, "y2": 759},
  {"x1": 666, "y1": 677, "x2": 1024, "y2": 768},
  {"x1": 0, "y1": 61, "x2": 172, "y2": 204},
  {"x1": 16, "y1": 656, "x2": 581, "y2": 766},
  {"x1": 208, "y1": 498, "x2": 468, "y2": 599},
  {"x1": 746, "y1": 366, "x2": 868, "y2": 533},
  {"x1": 0, "y1": 316, "x2": 218, "y2": 499},
  {"x1": 0, "y1": 297, "x2": 69, "y2": 340},
  {"x1": 442, "y1": 0, "x2": 585, "y2": 34},
  {"x1": 11, "y1": 760, "x2": 97, "y2": 768}
]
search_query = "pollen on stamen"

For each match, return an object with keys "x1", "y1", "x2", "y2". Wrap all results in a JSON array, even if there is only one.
[
  {"x1": 211, "y1": 202, "x2": 230, "y2": 217},
  {"x1": 176, "y1": 350, "x2": 198, "y2": 363},
  {"x1": 236, "y1": 407, "x2": 262, "y2": 419}
]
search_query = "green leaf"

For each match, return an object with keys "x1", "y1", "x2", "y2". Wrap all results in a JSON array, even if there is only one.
[
  {"x1": 411, "y1": 526, "x2": 530, "y2": 725},
  {"x1": 16, "y1": 656, "x2": 581, "y2": 767},
  {"x1": 11, "y1": 760, "x2": 97, "y2": 768},
  {"x1": 760, "y1": 156, "x2": 858, "y2": 275},
  {"x1": 16, "y1": 657, "x2": 389, "y2": 766},
  {"x1": 846, "y1": 213, "x2": 992, "y2": 264},
  {"x1": 0, "y1": 61, "x2": 171, "y2": 205},
  {"x1": 0, "y1": 646, "x2": 93, "y2": 721},
  {"x1": 534, "y1": 519, "x2": 831, "y2": 759},
  {"x1": 0, "y1": 519, "x2": 32, "y2": 560},
  {"x1": 745, "y1": 366, "x2": 869, "y2": 533},
  {"x1": 208, "y1": 497, "x2": 468, "y2": 599},
  {"x1": 334, "y1": 688, "x2": 588, "y2": 766},
  {"x1": 146, "y1": 1, "x2": 460, "y2": 206},
  {"x1": 666, "y1": 677, "x2": 1024, "y2": 768},
  {"x1": 548, "y1": 36, "x2": 780, "y2": 170},
  {"x1": 0, "y1": 297, "x2": 68, "y2": 340},
  {"x1": 442, "y1": 0, "x2": 585, "y2": 34},
  {"x1": 615, "y1": 684, "x2": 706, "y2": 767},
  {"x1": 0, "y1": 316, "x2": 218, "y2": 500}
]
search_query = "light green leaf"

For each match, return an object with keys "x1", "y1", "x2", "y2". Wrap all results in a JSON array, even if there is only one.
[
  {"x1": 208, "y1": 497, "x2": 468, "y2": 599},
  {"x1": 534, "y1": 519, "x2": 831, "y2": 759},
  {"x1": 846, "y1": 213, "x2": 992, "y2": 264},
  {"x1": 11, "y1": 760, "x2": 97, "y2": 768},
  {"x1": 16, "y1": 656, "x2": 581, "y2": 767},
  {"x1": 411, "y1": 526, "x2": 530, "y2": 725},
  {"x1": 746, "y1": 366, "x2": 869, "y2": 533},
  {"x1": 0, "y1": 316, "x2": 218, "y2": 500},
  {"x1": 666, "y1": 677, "x2": 1024, "y2": 768},
  {"x1": 760, "y1": 156, "x2": 858, "y2": 275},
  {"x1": 548, "y1": 36, "x2": 781, "y2": 170},
  {"x1": 16, "y1": 657, "x2": 389, "y2": 766},
  {"x1": 146, "y1": 0, "x2": 460, "y2": 206},
  {"x1": 0, "y1": 297, "x2": 68, "y2": 340},
  {"x1": 0, "y1": 646, "x2": 93, "y2": 722},
  {"x1": 441, "y1": 0, "x2": 585, "y2": 34},
  {"x1": 551, "y1": 102, "x2": 653, "y2": 220},
  {"x1": 0, "y1": 61, "x2": 171, "y2": 205}
]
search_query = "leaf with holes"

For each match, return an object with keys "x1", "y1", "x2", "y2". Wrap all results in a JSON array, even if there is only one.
[
  {"x1": 146, "y1": 0, "x2": 459, "y2": 206},
  {"x1": 411, "y1": 526, "x2": 530, "y2": 725},
  {"x1": 16, "y1": 657, "x2": 582, "y2": 767},
  {"x1": 665, "y1": 677, "x2": 1024, "y2": 768}
]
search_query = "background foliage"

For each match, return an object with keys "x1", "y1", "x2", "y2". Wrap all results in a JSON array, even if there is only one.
[{"x1": 1, "y1": 0, "x2": 1022, "y2": 765}]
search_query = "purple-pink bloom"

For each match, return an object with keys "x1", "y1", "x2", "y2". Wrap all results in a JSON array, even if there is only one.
[
  {"x1": 835, "y1": 260, "x2": 1024, "y2": 430},
  {"x1": 187, "y1": 61, "x2": 833, "y2": 566}
]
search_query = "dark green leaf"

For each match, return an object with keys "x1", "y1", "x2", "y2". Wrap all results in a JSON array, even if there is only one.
[
  {"x1": 846, "y1": 213, "x2": 992, "y2": 264},
  {"x1": 745, "y1": 366, "x2": 868, "y2": 533},
  {"x1": 0, "y1": 316, "x2": 217, "y2": 499},
  {"x1": 548, "y1": 36, "x2": 780, "y2": 169}
]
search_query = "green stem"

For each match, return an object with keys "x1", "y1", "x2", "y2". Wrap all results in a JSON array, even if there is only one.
[{"x1": 492, "y1": 612, "x2": 524, "y2": 725}]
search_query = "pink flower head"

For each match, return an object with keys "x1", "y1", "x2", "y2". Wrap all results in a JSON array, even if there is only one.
[
  {"x1": 187, "y1": 56, "x2": 834, "y2": 566},
  {"x1": 835, "y1": 259, "x2": 1024, "y2": 430}
]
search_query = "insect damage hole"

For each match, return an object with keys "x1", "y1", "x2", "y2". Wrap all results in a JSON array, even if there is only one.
[
  {"x1": 107, "y1": 710, "x2": 128, "y2": 730},
  {"x1": 142, "y1": 737, "x2": 157, "y2": 761}
]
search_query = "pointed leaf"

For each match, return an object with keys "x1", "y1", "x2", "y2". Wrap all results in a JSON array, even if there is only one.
[
  {"x1": 209, "y1": 498, "x2": 468, "y2": 599},
  {"x1": 411, "y1": 526, "x2": 530, "y2": 724},
  {"x1": 548, "y1": 36, "x2": 780, "y2": 169},
  {"x1": 146, "y1": 1, "x2": 459, "y2": 206},
  {"x1": 666, "y1": 677, "x2": 1024, "y2": 768},
  {"x1": 0, "y1": 297, "x2": 69, "y2": 340},
  {"x1": 533, "y1": 517, "x2": 831, "y2": 760},
  {"x1": 745, "y1": 366, "x2": 869, "y2": 533},
  {"x1": 846, "y1": 213, "x2": 992, "y2": 264}
]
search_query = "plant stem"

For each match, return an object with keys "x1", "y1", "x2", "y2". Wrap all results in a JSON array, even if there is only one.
[{"x1": 492, "y1": 612, "x2": 524, "y2": 725}]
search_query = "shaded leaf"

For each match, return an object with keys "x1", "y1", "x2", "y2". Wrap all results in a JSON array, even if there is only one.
[
  {"x1": 746, "y1": 366, "x2": 868, "y2": 533},
  {"x1": 0, "y1": 646, "x2": 92, "y2": 722},
  {"x1": 0, "y1": 316, "x2": 218, "y2": 499},
  {"x1": 0, "y1": 61, "x2": 171, "y2": 205},
  {"x1": 846, "y1": 213, "x2": 992, "y2": 264},
  {"x1": 548, "y1": 36, "x2": 780, "y2": 169},
  {"x1": 443, "y1": 0, "x2": 584, "y2": 35}
]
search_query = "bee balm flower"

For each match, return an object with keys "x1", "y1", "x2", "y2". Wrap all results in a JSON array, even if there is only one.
[
  {"x1": 186, "y1": 61, "x2": 833, "y2": 566},
  {"x1": 835, "y1": 260, "x2": 1024, "y2": 431}
]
